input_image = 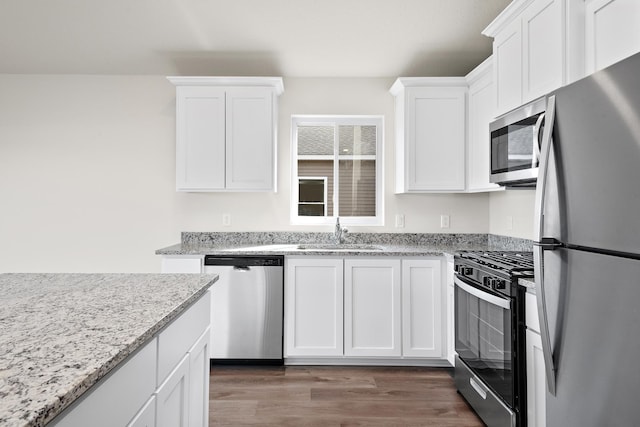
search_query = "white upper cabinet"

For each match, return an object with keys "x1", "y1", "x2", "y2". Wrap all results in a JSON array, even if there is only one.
[
  {"x1": 168, "y1": 77, "x2": 283, "y2": 192},
  {"x1": 484, "y1": 0, "x2": 565, "y2": 115},
  {"x1": 465, "y1": 58, "x2": 502, "y2": 192},
  {"x1": 522, "y1": 0, "x2": 564, "y2": 101},
  {"x1": 390, "y1": 78, "x2": 467, "y2": 193},
  {"x1": 585, "y1": 0, "x2": 640, "y2": 74}
]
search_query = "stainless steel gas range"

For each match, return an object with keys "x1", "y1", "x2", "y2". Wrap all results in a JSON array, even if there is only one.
[{"x1": 453, "y1": 251, "x2": 534, "y2": 427}]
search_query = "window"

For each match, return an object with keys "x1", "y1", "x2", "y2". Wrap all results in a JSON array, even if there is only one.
[{"x1": 291, "y1": 115, "x2": 383, "y2": 225}]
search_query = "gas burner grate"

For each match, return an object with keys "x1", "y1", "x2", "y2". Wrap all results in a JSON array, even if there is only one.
[{"x1": 458, "y1": 251, "x2": 534, "y2": 274}]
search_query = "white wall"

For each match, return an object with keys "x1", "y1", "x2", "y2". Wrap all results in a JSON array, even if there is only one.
[
  {"x1": 0, "y1": 74, "x2": 489, "y2": 273},
  {"x1": 489, "y1": 190, "x2": 536, "y2": 239}
]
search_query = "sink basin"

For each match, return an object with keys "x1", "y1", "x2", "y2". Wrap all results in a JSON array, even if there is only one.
[{"x1": 296, "y1": 244, "x2": 384, "y2": 251}]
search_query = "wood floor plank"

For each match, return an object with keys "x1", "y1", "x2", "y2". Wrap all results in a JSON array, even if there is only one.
[{"x1": 209, "y1": 365, "x2": 484, "y2": 426}]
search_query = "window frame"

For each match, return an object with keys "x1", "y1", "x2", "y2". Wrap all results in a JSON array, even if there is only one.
[{"x1": 291, "y1": 115, "x2": 384, "y2": 226}]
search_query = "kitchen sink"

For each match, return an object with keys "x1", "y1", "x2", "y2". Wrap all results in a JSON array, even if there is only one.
[{"x1": 296, "y1": 244, "x2": 384, "y2": 251}]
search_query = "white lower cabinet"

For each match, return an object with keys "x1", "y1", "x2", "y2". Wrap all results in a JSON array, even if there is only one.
[
  {"x1": 188, "y1": 330, "x2": 211, "y2": 427},
  {"x1": 345, "y1": 259, "x2": 402, "y2": 357},
  {"x1": 526, "y1": 329, "x2": 546, "y2": 427},
  {"x1": 127, "y1": 396, "x2": 156, "y2": 427},
  {"x1": 401, "y1": 259, "x2": 443, "y2": 358},
  {"x1": 526, "y1": 291, "x2": 546, "y2": 427},
  {"x1": 50, "y1": 292, "x2": 211, "y2": 427},
  {"x1": 285, "y1": 256, "x2": 445, "y2": 363},
  {"x1": 285, "y1": 257, "x2": 344, "y2": 356},
  {"x1": 445, "y1": 257, "x2": 455, "y2": 366},
  {"x1": 156, "y1": 354, "x2": 190, "y2": 427}
]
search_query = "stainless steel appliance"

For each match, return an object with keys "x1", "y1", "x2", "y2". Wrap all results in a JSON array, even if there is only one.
[
  {"x1": 203, "y1": 255, "x2": 284, "y2": 364},
  {"x1": 534, "y1": 51, "x2": 640, "y2": 426},
  {"x1": 454, "y1": 251, "x2": 534, "y2": 427},
  {"x1": 490, "y1": 97, "x2": 546, "y2": 186}
]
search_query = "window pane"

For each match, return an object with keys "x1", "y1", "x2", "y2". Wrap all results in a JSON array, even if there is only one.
[
  {"x1": 298, "y1": 160, "x2": 333, "y2": 216},
  {"x1": 338, "y1": 159, "x2": 376, "y2": 217},
  {"x1": 337, "y1": 125, "x2": 376, "y2": 217},
  {"x1": 298, "y1": 204, "x2": 325, "y2": 216},
  {"x1": 299, "y1": 179, "x2": 325, "y2": 203},
  {"x1": 338, "y1": 125, "x2": 377, "y2": 156},
  {"x1": 298, "y1": 126, "x2": 334, "y2": 155}
]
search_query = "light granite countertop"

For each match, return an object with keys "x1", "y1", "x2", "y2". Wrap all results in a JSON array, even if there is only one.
[
  {"x1": 0, "y1": 273, "x2": 217, "y2": 427},
  {"x1": 156, "y1": 232, "x2": 534, "y2": 257}
]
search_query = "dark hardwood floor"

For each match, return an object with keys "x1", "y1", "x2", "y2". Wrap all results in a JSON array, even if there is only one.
[{"x1": 209, "y1": 365, "x2": 484, "y2": 426}]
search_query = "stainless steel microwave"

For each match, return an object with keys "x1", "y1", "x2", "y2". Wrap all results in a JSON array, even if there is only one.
[{"x1": 489, "y1": 97, "x2": 546, "y2": 187}]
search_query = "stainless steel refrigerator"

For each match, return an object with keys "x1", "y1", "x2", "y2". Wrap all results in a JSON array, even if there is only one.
[{"x1": 534, "y1": 51, "x2": 640, "y2": 426}]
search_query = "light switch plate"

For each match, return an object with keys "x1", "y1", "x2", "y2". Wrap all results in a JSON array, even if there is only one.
[
  {"x1": 440, "y1": 214, "x2": 450, "y2": 228},
  {"x1": 395, "y1": 214, "x2": 405, "y2": 228}
]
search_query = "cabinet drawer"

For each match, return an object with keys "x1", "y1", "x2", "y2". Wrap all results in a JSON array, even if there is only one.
[
  {"x1": 158, "y1": 291, "x2": 211, "y2": 384},
  {"x1": 525, "y1": 291, "x2": 540, "y2": 334},
  {"x1": 50, "y1": 338, "x2": 157, "y2": 427}
]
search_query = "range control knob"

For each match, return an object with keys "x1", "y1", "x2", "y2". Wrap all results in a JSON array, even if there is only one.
[
  {"x1": 493, "y1": 279, "x2": 507, "y2": 290},
  {"x1": 461, "y1": 267, "x2": 473, "y2": 275}
]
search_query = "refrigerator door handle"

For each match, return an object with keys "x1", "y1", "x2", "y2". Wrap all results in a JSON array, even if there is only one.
[
  {"x1": 534, "y1": 245, "x2": 557, "y2": 396},
  {"x1": 534, "y1": 95, "x2": 555, "y2": 241},
  {"x1": 533, "y1": 94, "x2": 558, "y2": 396}
]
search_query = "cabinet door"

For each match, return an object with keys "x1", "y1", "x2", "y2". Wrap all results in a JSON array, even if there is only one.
[
  {"x1": 446, "y1": 259, "x2": 455, "y2": 366},
  {"x1": 345, "y1": 259, "x2": 402, "y2": 357},
  {"x1": 188, "y1": 328, "x2": 210, "y2": 427},
  {"x1": 467, "y1": 61, "x2": 500, "y2": 192},
  {"x1": 585, "y1": 0, "x2": 640, "y2": 73},
  {"x1": 404, "y1": 87, "x2": 466, "y2": 191},
  {"x1": 225, "y1": 87, "x2": 275, "y2": 191},
  {"x1": 127, "y1": 397, "x2": 155, "y2": 427},
  {"x1": 494, "y1": 18, "x2": 523, "y2": 115},
  {"x1": 526, "y1": 329, "x2": 547, "y2": 427},
  {"x1": 401, "y1": 259, "x2": 443, "y2": 358},
  {"x1": 156, "y1": 354, "x2": 190, "y2": 427},
  {"x1": 285, "y1": 257, "x2": 344, "y2": 356},
  {"x1": 522, "y1": 0, "x2": 564, "y2": 102},
  {"x1": 175, "y1": 86, "x2": 226, "y2": 191}
]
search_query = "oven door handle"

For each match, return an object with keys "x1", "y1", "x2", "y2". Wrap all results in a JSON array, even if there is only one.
[{"x1": 454, "y1": 277, "x2": 511, "y2": 310}]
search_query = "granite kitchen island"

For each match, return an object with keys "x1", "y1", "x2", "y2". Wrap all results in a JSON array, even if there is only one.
[{"x1": 0, "y1": 273, "x2": 217, "y2": 427}]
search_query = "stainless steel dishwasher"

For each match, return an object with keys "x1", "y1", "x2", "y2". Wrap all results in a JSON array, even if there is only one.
[{"x1": 203, "y1": 255, "x2": 284, "y2": 364}]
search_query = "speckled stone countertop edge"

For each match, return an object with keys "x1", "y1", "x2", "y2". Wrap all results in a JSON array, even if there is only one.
[
  {"x1": 154, "y1": 243, "x2": 485, "y2": 257},
  {"x1": 41, "y1": 280, "x2": 216, "y2": 427},
  {"x1": 0, "y1": 273, "x2": 218, "y2": 427},
  {"x1": 155, "y1": 232, "x2": 533, "y2": 257}
]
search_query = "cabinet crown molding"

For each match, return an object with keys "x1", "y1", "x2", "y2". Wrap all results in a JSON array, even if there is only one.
[
  {"x1": 389, "y1": 77, "x2": 467, "y2": 95},
  {"x1": 166, "y1": 76, "x2": 284, "y2": 95},
  {"x1": 465, "y1": 56, "x2": 493, "y2": 85},
  {"x1": 482, "y1": 0, "x2": 537, "y2": 37}
]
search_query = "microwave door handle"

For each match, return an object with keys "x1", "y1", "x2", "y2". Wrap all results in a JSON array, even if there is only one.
[
  {"x1": 532, "y1": 112, "x2": 545, "y2": 167},
  {"x1": 533, "y1": 95, "x2": 558, "y2": 396}
]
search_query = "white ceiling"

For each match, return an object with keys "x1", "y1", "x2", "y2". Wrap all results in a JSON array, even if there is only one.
[{"x1": 0, "y1": 0, "x2": 510, "y2": 77}]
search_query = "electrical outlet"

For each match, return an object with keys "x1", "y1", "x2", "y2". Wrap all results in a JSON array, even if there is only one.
[
  {"x1": 395, "y1": 214, "x2": 405, "y2": 228},
  {"x1": 440, "y1": 214, "x2": 450, "y2": 228},
  {"x1": 222, "y1": 213, "x2": 231, "y2": 227}
]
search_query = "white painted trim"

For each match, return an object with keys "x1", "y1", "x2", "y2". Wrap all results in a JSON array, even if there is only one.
[
  {"x1": 284, "y1": 357, "x2": 452, "y2": 367},
  {"x1": 167, "y1": 76, "x2": 284, "y2": 95},
  {"x1": 482, "y1": 0, "x2": 538, "y2": 37},
  {"x1": 389, "y1": 77, "x2": 467, "y2": 95}
]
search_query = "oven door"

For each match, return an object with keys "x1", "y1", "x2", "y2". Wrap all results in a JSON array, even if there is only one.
[{"x1": 455, "y1": 276, "x2": 514, "y2": 407}]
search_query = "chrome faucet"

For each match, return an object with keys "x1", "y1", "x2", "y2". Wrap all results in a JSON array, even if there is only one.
[{"x1": 334, "y1": 217, "x2": 348, "y2": 244}]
